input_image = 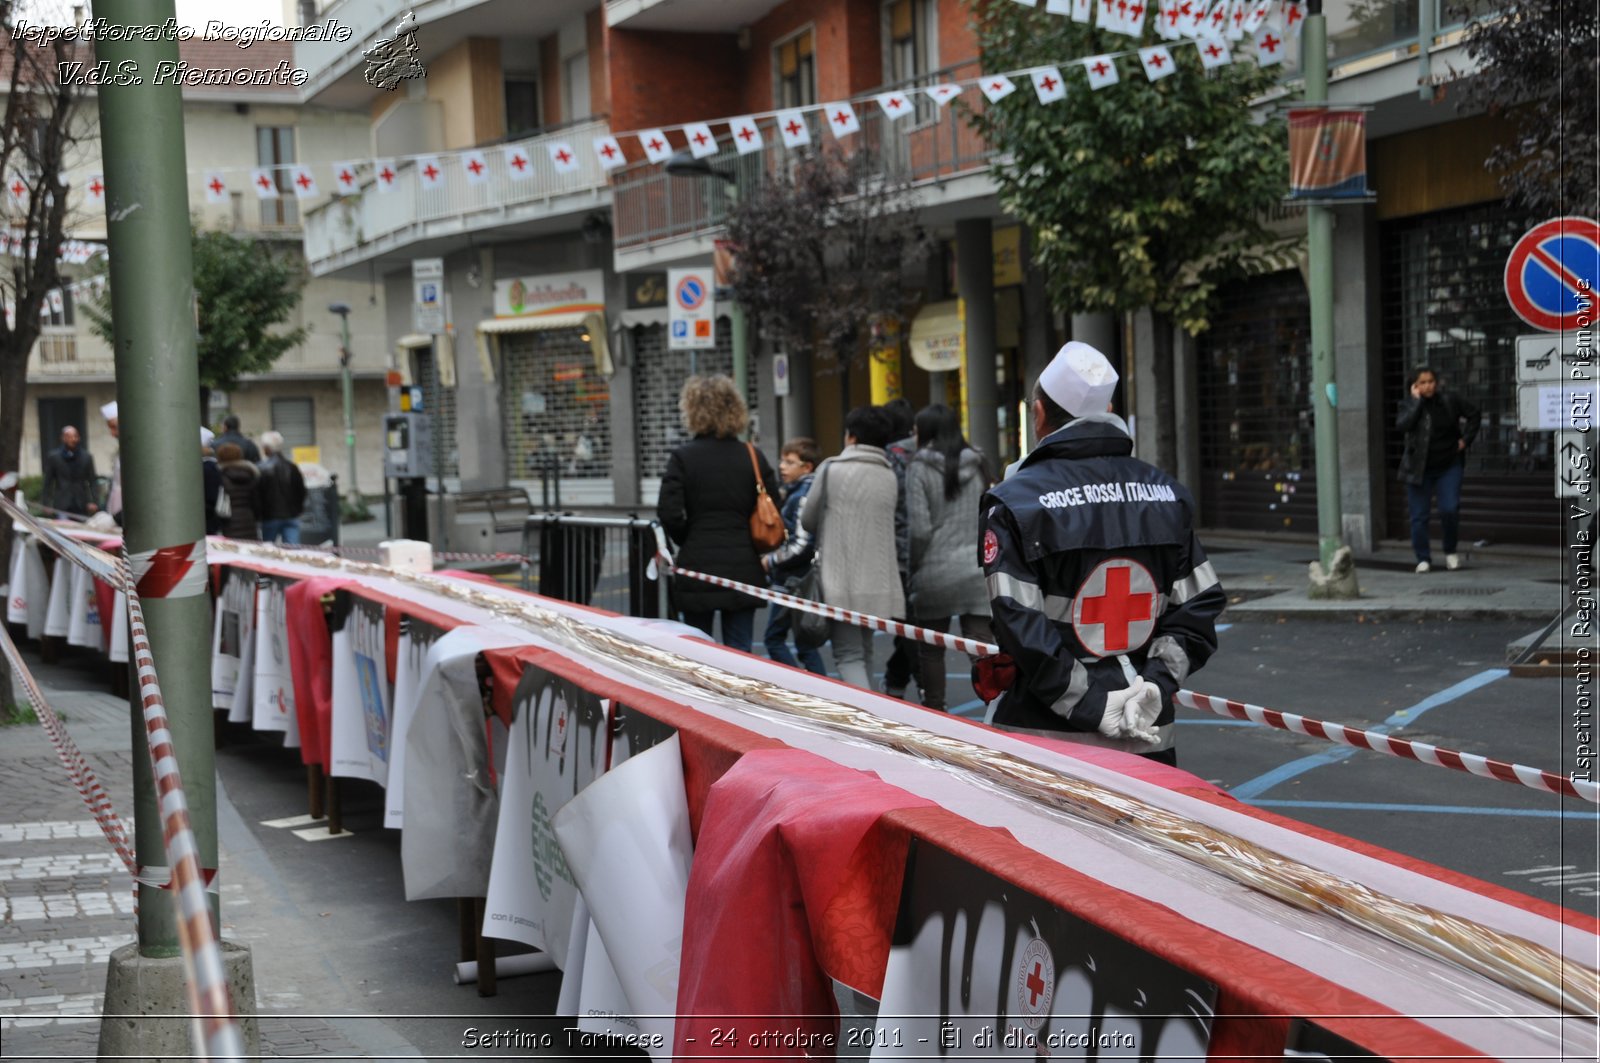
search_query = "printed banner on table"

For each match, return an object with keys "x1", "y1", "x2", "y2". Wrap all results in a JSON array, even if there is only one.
[
  {"x1": 383, "y1": 616, "x2": 448, "y2": 830},
  {"x1": 66, "y1": 564, "x2": 103, "y2": 652},
  {"x1": 328, "y1": 595, "x2": 391, "y2": 785},
  {"x1": 211, "y1": 568, "x2": 255, "y2": 712},
  {"x1": 482, "y1": 665, "x2": 612, "y2": 965},
  {"x1": 872, "y1": 839, "x2": 1217, "y2": 1058},
  {"x1": 6, "y1": 536, "x2": 48, "y2": 637},
  {"x1": 43, "y1": 559, "x2": 71, "y2": 638},
  {"x1": 252, "y1": 575, "x2": 300, "y2": 747}
]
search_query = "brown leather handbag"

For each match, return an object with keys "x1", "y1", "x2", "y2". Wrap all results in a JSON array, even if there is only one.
[{"x1": 747, "y1": 443, "x2": 786, "y2": 551}]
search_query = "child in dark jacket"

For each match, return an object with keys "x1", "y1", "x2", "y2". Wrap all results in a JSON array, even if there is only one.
[{"x1": 760, "y1": 437, "x2": 827, "y2": 674}]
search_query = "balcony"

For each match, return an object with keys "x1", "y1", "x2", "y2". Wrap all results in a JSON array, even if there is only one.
[
  {"x1": 605, "y1": 0, "x2": 784, "y2": 31},
  {"x1": 302, "y1": 118, "x2": 615, "y2": 277},
  {"x1": 610, "y1": 60, "x2": 996, "y2": 269}
]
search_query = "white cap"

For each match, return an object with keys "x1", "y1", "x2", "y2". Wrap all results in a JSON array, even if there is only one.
[
  {"x1": 100, "y1": 400, "x2": 118, "y2": 421},
  {"x1": 1038, "y1": 341, "x2": 1117, "y2": 417},
  {"x1": 200, "y1": 426, "x2": 215, "y2": 447}
]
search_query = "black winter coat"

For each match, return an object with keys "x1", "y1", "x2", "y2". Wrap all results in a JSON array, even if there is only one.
[
  {"x1": 1396, "y1": 390, "x2": 1479, "y2": 485},
  {"x1": 41, "y1": 446, "x2": 98, "y2": 516},
  {"x1": 656, "y1": 435, "x2": 780, "y2": 612},
  {"x1": 218, "y1": 460, "x2": 263, "y2": 540}
]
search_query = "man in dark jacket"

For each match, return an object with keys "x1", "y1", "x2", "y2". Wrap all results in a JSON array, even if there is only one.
[
  {"x1": 40, "y1": 426, "x2": 98, "y2": 517},
  {"x1": 978, "y1": 342, "x2": 1224, "y2": 765},
  {"x1": 1396, "y1": 366, "x2": 1479, "y2": 573},
  {"x1": 215, "y1": 414, "x2": 261, "y2": 463},
  {"x1": 256, "y1": 430, "x2": 308, "y2": 544}
]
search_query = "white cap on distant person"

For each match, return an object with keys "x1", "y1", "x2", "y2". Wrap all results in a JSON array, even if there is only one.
[
  {"x1": 100, "y1": 400, "x2": 118, "y2": 421},
  {"x1": 1038, "y1": 341, "x2": 1117, "y2": 417},
  {"x1": 200, "y1": 426, "x2": 215, "y2": 447}
]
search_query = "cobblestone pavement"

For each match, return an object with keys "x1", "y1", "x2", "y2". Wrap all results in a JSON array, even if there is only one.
[{"x1": 0, "y1": 648, "x2": 371, "y2": 1062}]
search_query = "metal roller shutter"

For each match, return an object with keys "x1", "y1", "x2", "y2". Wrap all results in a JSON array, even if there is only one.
[{"x1": 500, "y1": 328, "x2": 613, "y2": 484}]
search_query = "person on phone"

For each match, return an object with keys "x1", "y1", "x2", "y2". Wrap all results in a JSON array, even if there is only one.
[{"x1": 1396, "y1": 366, "x2": 1479, "y2": 573}]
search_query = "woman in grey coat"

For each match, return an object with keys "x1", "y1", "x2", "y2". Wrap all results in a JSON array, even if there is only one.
[
  {"x1": 906, "y1": 404, "x2": 995, "y2": 711},
  {"x1": 799, "y1": 405, "x2": 904, "y2": 690}
]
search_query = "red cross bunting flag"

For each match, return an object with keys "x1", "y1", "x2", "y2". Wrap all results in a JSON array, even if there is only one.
[
  {"x1": 593, "y1": 134, "x2": 626, "y2": 170},
  {"x1": 373, "y1": 157, "x2": 398, "y2": 193},
  {"x1": 1288, "y1": 108, "x2": 1370, "y2": 199},
  {"x1": 638, "y1": 128, "x2": 672, "y2": 164},
  {"x1": 979, "y1": 74, "x2": 1018, "y2": 103},
  {"x1": 1031, "y1": 66, "x2": 1068, "y2": 103},
  {"x1": 202, "y1": 171, "x2": 227, "y2": 203},
  {"x1": 824, "y1": 101, "x2": 860, "y2": 138},
  {"x1": 1227, "y1": 0, "x2": 1249, "y2": 40},
  {"x1": 249, "y1": 167, "x2": 277, "y2": 199},
  {"x1": 1254, "y1": 21, "x2": 1288, "y2": 64},
  {"x1": 776, "y1": 109, "x2": 811, "y2": 149},
  {"x1": 1206, "y1": 0, "x2": 1231, "y2": 37},
  {"x1": 729, "y1": 116, "x2": 764, "y2": 155},
  {"x1": 1071, "y1": 558, "x2": 1159, "y2": 656},
  {"x1": 1083, "y1": 54, "x2": 1120, "y2": 88},
  {"x1": 415, "y1": 155, "x2": 444, "y2": 189},
  {"x1": 1242, "y1": 0, "x2": 1273, "y2": 32},
  {"x1": 290, "y1": 165, "x2": 319, "y2": 199},
  {"x1": 1139, "y1": 44, "x2": 1178, "y2": 80},
  {"x1": 684, "y1": 121, "x2": 718, "y2": 159},
  {"x1": 85, "y1": 173, "x2": 105, "y2": 206},
  {"x1": 1157, "y1": 0, "x2": 1182, "y2": 39},
  {"x1": 502, "y1": 145, "x2": 532, "y2": 180},
  {"x1": 926, "y1": 82, "x2": 962, "y2": 107},
  {"x1": 548, "y1": 141, "x2": 580, "y2": 173},
  {"x1": 1198, "y1": 35, "x2": 1233, "y2": 68},
  {"x1": 1283, "y1": 0, "x2": 1305, "y2": 35},
  {"x1": 461, "y1": 149, "x2": 490, "y2": 185},
  {"x1": 332, "y1": 161, "x2": 359, "y2": 193},
  {"x1": 1069, "y1": 0, "x2": 1094, "y2": 19},
  {"x1": 1179, "y1": 0, "x2": 1208, "y2": 35},
  {"x1": 875, "y1": 90, "x2": 913, "y2": 120}
]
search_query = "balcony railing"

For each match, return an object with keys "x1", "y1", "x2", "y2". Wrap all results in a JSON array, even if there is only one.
[
  {"x1": 302, "y1": 118, "x2": 615, "y2": 273},
  {"x1": 36, "y1": 328, "x2": 77, "y2": 367},
  {"x1": 611, "y1": 60, "x2": 993, "y2": 251}
]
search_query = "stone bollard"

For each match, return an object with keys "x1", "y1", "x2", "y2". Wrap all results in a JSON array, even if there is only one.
[
  {"x1": 98, "y1": 940, "x2": 259, "y2": 1060},
  {"x1": 1308, "y1": 546, "x2": 1361, "y2": 600}
]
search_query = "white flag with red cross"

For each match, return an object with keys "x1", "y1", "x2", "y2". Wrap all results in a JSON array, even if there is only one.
[
  {"x1": 85, "y1": 173, "x2": 106, "y2": 206},
  {"x1": 1031, "y1": 66, "x2": 1067, "y2": 103},
  {"x1": 1083, "y1": 54, "x2": 1120, "y2": 89},
  {"x1": 1204, "y1": 0, "x2": 1231, "y2": 37},
  {"x1": 1176, "y1": 0, "x2": 1205, "y2": 35},
  {"x1": 461, "y1": 149, "x2": 491, "y2": 185},
  {"x1": 1282, "y1": 0, "x2": 1306, "y2": 35},
  {"x1": 638, "y1": 128, "x2": 673, "y2": 164},
  {"x1": 1241, "y1": 0, "x2": 1273, "y2": 32},
  {"x1": 1123, "y1": 0, "x2": 1151, "y2": 36},
  {"x1": 548, "y1": 141, "x2": 581, "y2": 173},
  {"x1": 331, "y1": 161, "x2": 360, "y2": 194},
  {"x1": 201, "y1": 171, "x2": 226, "y2": 204},
  {"x1": 1253, "y1": 21, "x2": 1287, "y2": 65},
  {"x1": 593, "y1": 135, "x2": 626, "y2": 170},
  {"x1": 728, "y1": 116, "x2": 764, "y2": 155},
  {"x1": 978, "y1": 74, "x2": 1017, "y2": 103},
  {"x1": 1227, "y1": 0, "x2": 1248, "y2": 40},
  {"x1": 1094, "y1": 0, "x2": 1120, "y2": 32},
  {"x1": 1071, "y1": 0, "x2": 1093, "y2": 17},
  {"x1": 289, "y1": 165, "x2": 319, "y2": 199},
  {"x1": 1139, "y1": 45, "x2": 1178, "y2": 80},
  {"x1": 373, "y1": 158, "x2": 399, "y2": 193},
  {"x1": 415, "y1": 155, "x2": 445, "y2": 189},
  {"x1": 684, "y1": 122, "x2": 718, "y2": 159},
  {"x1": 823, "y1": 101, "x2": 860, "y2": 138},
  {"x1": 502, "y1": 145, "x2": 533, "y2": 180},
  {"x1": 1156, "y1": 0, "x2": 1181, "y2": 39},
  {"x1": 248, "y1": 167, "x2": 277, "y2": 199},
  {"x1": 1196, "y1": 35, "x2": 1233, "y2": 68},
  {"x1": 775, "y1": 109, "x2": 811, "y2": 149},
  {"x1": 925, "y1": 82, "x2": 962, "y2": 107},
  {"x1": 875, "y1": 91, "x2": 914, "y2": 120},
  {"x1": 49, "y1": 288, "x2": 63, "y2": 315}
]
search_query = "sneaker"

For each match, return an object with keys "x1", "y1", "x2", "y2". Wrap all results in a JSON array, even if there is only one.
[
  {"x1": 1415, "y1": 561, "x2": 1431, "y2": 573},
  {"x1": 1445, "y1": 553, "x2": 1462, "y2": 570}
]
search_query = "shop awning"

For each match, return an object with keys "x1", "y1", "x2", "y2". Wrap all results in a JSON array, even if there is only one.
[
  {"x1": 475, "y1": 311, "x2": 612, "y2": 383},
  {"x1": 909, "y1": 300, "x2": 964, "y2": 372}
]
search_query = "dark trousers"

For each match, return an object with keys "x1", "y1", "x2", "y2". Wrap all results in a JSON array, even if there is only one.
[
  {"x1": 763, "y1": 606, "x2": 828, "y2": 675},
  {"x1": 681, "y1": 608, "x2": 755, "y2": 654},
  {"x1": 883, "y1": 633, "x2": 917, "y2": 693},
  {"x1": 1407, "y1": 461, "x2": 1463, "y2": 562}
]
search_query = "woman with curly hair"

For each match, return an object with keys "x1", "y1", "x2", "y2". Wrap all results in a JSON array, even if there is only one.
[{"x1": 656, "y1": 374, "x2": 780, "y2": 652}]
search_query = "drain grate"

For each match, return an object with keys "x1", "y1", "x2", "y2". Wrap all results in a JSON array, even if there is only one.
[{"x1": 1418, "y1": 586, "x2": 1504, "y2": 597}]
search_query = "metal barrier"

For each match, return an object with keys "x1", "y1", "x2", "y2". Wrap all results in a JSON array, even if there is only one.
[{"x1": 522, "y1": 514, "x2": 667, "y2": 617}]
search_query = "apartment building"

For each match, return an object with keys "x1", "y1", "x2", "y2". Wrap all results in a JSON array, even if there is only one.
[{"x1": 13, "y1": 36, "x2": 388, "y2": 492}]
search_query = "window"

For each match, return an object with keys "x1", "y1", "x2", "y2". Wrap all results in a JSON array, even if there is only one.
[
  {"x1": 563, "y1": 52, "x2": 590, "y2": 122},
  {"x1": 270, "y1": 397, "x2": 315, "y2": 450},
  {"x1": 505, "y1": 78, "x2": 540, "y2": 137},
  {"x1": 775, "y1": 28, "x2": 817, "y2": 109},
  {"x1": 256, "y1": 126, "x2": 298, "y2": 227}
]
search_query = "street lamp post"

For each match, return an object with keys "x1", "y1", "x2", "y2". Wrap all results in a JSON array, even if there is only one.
[
  {"x1": 665, "y1": 151, "x2": 747, "y2": 408},
  {"x1": 328, "y1": 302, "x2": 360, "y2": 505}
]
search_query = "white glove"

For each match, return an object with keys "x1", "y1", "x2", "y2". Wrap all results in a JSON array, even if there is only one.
[{"x1": 1097, "y1": 679, "x2": 1162, "y2": 744}]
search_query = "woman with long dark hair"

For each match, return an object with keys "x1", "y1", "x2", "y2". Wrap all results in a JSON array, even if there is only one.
[{"x1": 905, "y1": 404, "x2": 994, "y2": 711}]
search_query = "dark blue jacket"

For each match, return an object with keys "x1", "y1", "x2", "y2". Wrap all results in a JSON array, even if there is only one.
[
  {"x1": 980, "y1": 415, "x2": 1224, "y2": 755},
  {"x1": 764, "y1": 472, "x2": 816, "y2": 582}
]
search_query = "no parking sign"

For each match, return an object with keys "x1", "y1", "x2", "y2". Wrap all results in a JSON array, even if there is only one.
[
  {"x1": 1503, "y1": 216, "x2": 1600, "y2": 332},
  {"x1": 667, "y1": 267, "x2": 715, "y2": 351}
]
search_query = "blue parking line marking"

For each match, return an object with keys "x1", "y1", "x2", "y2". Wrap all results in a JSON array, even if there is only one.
[
  {"x1": 1216, "y1": 623, "x2": 1232, "y2": 632},
  {"x1": 1249, "y1": 799, "x2": 1600, "y2": 821},
  {"x1": 950, "y1": 699, "x2": 985, "y2": 717},
  {"x1": 1229, "y1": 668, "x2": 1510, "y2": 801}
]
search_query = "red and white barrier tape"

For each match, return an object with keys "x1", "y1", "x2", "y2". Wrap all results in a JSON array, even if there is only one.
[
  {"x1": 0, "y1": 621, "x2": 135, "y2": 874},
  {"x1": 128, "y1": 541, "x2": 209, "y2": 600},
  {"x1": 121, "y1": 559, "x2": 245, "y2": 1059},
  {"x1": 1, "y1": 494, "x2": 120, "y2": 583},
  {"x1": 1177, "y1": 690, "x2": 1600, "y2": 804}
]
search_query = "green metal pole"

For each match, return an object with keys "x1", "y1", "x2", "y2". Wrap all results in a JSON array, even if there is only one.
[
  {"x1": 1305, "y1": 1, "x2": 1346, "y2": 572},
  {"x1": 339, "y1": 315, "x2": 359, "y2": 503},
  {"x1": 95, "y1": 0, "x2": 217, "y2": 954}
]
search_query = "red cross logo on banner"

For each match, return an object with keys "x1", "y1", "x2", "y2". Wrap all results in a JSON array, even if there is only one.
[
  {"x1": 508, "y1": 153, "x2": 527, "y2": 172},
  {"x1": 1092, "y1": 60, "x2": 1111, "y2": 77},
  {"x1": 737, "y1": 125, "x2": 756, "y2": 142},
  {"x1": 784, "y1": 119, "x2": 803, "y2": 137},
  {"x1": 554, "y1": 148, "x2": 572, "y2": 164},
  {"x1": 1072, "y1": 558, "x2": 1159, "y2": 656},
  {"x1": 90, "y1": 179, "x2": 105, "y2": 197},
  {"x1": 379, "y1": 166, "x2": 395, "y2": 183},
  {"x1": 1205, "y1": 43, "x2": 1224, "y2": 59},
  {"x1": 648, "y1": 136, "x2": 664, "y2": 153},
  {"x1": 255, "y1": 174, "x2": 272, "y2": 190},
  {"x1": 422, "y1": 163, "x2": 440, "y2": 181},
  {"x1": 1039, "y1": 74, "x2": 1058, "y2": 91},
  {"x1": 693, "y1": 130, "x2": 710, "y2": 147},
  {"x1": 338, "y1": 169, "x2": 354, "y2": 186},
  {"x1": 295, "y1": 172, "x2": 313, "y2": 189},
  {"x1": 1014, "y1": 938, "x2": 1054, "y2": 1031},
  {"x1": 1260, "y1": 33, "x2": 1281, "y2": 53},
  {"x1": 467, "y1": 158, "x2": 485, "y2": 175},
  {"x1": 600, "y1": 142, "x2": 617, "y2": 159}
]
